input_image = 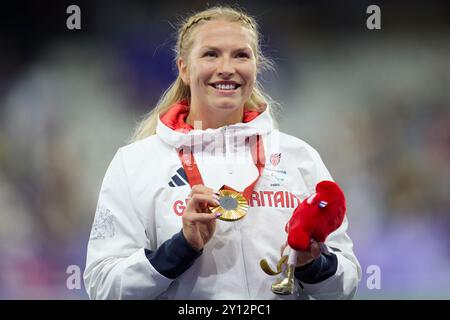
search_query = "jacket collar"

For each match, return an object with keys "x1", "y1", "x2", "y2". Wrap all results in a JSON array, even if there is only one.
[{"x1": 156, "y1": 100, "x2": 274, "y2": 148}]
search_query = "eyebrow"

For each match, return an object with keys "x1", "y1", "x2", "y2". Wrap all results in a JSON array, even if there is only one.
[{"x1": 200, "y1": 46, "x2": 251, "y2": 52}]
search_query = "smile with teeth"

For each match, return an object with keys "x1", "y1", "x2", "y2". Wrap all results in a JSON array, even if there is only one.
[{"x1": 210, "y1": 83, "x2": 241, "y2": 90}]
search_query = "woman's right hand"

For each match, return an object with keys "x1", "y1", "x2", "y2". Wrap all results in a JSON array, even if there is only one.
[{"x1": 182, "y1": 185, "x2": 221, "y2": 252}]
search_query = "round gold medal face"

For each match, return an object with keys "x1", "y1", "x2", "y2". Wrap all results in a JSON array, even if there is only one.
[{"x1": 209, "y1": 190, "x2": 249, "y2": 221}]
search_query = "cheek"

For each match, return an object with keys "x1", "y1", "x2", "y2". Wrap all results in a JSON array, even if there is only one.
[
  {"x1": 241, "y1": 64, "x2": 257, "y2": 87},
  {"x1": 190, "y1": 62, "x2": 215, "y2": 84}
]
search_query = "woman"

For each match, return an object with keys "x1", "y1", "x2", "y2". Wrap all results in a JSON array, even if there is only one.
[{"x1": 84, "y1": 6, "x2": 361, "y2": 300}]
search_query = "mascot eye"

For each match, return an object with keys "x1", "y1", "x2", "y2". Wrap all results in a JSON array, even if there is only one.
[{"x1": 306, "y1": 193, "x2": 317, "y2": 204}]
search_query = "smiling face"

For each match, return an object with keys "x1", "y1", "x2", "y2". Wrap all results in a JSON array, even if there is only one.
[{"x1": 178, "y1": 20, "x2": 257, "y2": 119}]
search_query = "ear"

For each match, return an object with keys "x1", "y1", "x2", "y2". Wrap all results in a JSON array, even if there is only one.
[{"x1": 177, "y1": 57, "x2": 189, "y2": 85}]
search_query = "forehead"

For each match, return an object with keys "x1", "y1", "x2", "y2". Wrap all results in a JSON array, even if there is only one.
[{"x1": 191, "y1": 20, "x2": 255, "y2": 50}]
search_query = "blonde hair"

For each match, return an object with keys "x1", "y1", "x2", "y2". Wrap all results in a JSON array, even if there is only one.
[{"x1": 130, "y1": 6, "x2": 278, "y2": 142}]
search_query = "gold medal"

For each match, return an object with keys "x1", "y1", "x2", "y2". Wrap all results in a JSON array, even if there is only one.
[{"x1": 209, "y1": 189, "x2": 249, "y2": 221}]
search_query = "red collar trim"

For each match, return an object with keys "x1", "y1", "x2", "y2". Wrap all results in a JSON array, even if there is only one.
[{"x1": 160, "y1": 100, "x2": 261, "y2": 133}]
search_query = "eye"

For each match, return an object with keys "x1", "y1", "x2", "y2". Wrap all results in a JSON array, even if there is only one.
[
  {"x1": 203, "y1": 51, "x2": 217, "y2": 58},
  {"x1": 236, "y1": 52, "x2": 250, "y2": 59}
]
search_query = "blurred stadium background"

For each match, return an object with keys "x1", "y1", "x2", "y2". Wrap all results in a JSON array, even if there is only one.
[{"x1": 0, "y1": 0, "x2": 449, "y2": 299}]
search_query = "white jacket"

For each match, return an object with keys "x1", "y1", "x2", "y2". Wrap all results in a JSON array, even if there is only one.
[{"x1": 83, "y1": 109, "x2": 361, "y2": 300}]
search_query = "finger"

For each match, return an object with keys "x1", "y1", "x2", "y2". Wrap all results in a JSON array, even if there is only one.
[
  {"x1": 310, "y1": 240, "x2": 321, "y2": 259},
  {"x1": 183, "y1": 212, "x2": 218, "y2": 223},
  {"x1": 187, "y1": 193, "x2": 220, "y2": 210},
  {"x1": 189, "y1": 185, "x2": 219, "y2": 197}
]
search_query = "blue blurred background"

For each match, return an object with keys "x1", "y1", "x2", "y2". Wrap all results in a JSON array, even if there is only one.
[{"x1": 1, "y1": 0, "x2": 449, "y2": 299}]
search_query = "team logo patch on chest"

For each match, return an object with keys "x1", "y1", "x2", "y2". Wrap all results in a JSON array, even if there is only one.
[{"x1": 270, "y1": 153, "x2": 281, "y2": 167}]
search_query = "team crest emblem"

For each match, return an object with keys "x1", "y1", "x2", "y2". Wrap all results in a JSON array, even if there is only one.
[{"x1": 270, "y1": 153, "x2": 281, "y2": 167}]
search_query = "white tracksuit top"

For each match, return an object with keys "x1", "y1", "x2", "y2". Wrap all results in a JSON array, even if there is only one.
[{"x1": 83, "y1": 108, "x2": 362, "y2": 300}]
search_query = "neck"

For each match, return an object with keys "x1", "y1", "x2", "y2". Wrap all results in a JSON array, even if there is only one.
[{"x1": 186, "y1": 105, "x2": 244, "y2": 130}]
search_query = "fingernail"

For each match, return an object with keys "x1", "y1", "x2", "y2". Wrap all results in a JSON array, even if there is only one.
[
  {"x1": 215, "y1": 212, "x2": 222, "y2": 218},
  {"x1": 212, "y1": 194, "x2": 220, "y2": 200}
]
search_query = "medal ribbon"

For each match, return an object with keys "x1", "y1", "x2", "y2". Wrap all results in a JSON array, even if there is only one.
[{"x1": 177, "y1": 135, "x2": 265, "y2": 202}]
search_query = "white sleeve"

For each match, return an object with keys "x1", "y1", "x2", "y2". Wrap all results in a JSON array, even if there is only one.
[
  {"x1": 297, "y1": 145, "x2": 362, "y2": 300},
  {"x1": 83, "y1": 149, "x2": 173, "y2": 299}
]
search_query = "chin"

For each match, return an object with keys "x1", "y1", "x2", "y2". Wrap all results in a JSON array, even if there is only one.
[
  {"x1": 212, "y1": 100, "x2": 243, "y2": 111},
  {"x1": 215, "y1": 104, "x2": 238, "y2": 111}
]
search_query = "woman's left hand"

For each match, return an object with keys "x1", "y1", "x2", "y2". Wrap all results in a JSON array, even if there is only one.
[{"x1": 280, "y1": 239, "x2": 322, "y2": 267}]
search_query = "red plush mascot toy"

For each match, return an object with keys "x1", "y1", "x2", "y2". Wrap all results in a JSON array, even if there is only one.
[{"x1": 260, "y1": 180, "x2": 346, "y2": 295}]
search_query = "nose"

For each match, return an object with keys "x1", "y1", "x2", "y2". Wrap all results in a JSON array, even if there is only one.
[{"x1": 217, "y1": 57, "x2": 235, "y2": 78}]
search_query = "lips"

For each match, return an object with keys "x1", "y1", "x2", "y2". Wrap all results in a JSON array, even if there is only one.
[{"x1": 209, "y1": 81, "x2": 242, "y2": 91}]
